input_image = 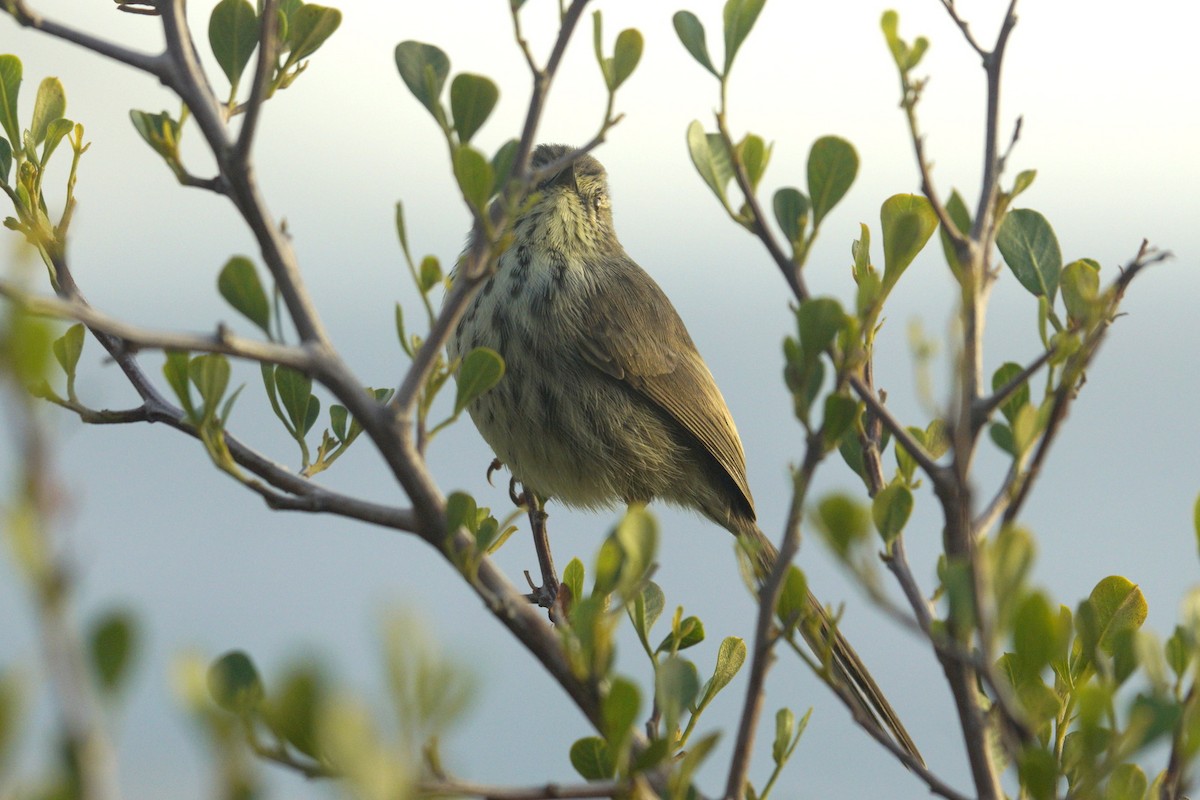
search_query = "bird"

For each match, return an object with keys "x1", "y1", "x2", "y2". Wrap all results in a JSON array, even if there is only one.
[{"x1": 448, "y1": 143, "x2": 920, "y2": 763}]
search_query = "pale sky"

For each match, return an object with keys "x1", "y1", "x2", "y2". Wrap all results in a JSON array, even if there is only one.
[{"x1": 3, "y1": 1, "x2": 1199, "y2": 798}]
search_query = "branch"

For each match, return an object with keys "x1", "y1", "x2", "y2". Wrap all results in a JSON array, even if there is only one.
[
  {"x1": 232, "y1": 0, "x2": 279, "y2": 164},
  {"x1": 0, "y1": 280, "x2": 318, "y2": 371},
  {"x1": 417, "y1": 778, "x2": 626, "y2": 799},
  {"x1": 971, "y1": 343, "x2": 1055, "y2": 430},
  {"x1": 5, "y1": 0, "x2": 170, "y2": 76}
]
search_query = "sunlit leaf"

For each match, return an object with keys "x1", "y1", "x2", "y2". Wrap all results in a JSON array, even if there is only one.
[
  {"x1": 997, "y1": 208, "x2": 1063, "y2": 300},
  {"x1": 208, "y1": 0, "x2": 260, "y2": 89},
  {"x1": 807, "y1": 135, "x2": 858, "y2": 228},
  {"x1": 453, "y1": 347, "x2": 504, "y2": 415},
  {"x1": 449, "y1": 73, "x2": 498, "y2": 144},
  {"x1": 217, "y1": 256, "x2": 271, "y2": 334},
  {"x1": 672, "y1": 11, "x2": 718, "y2": 77}
]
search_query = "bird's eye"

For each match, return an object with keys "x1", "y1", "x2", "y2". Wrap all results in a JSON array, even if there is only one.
[{"x1": 593, "y1": 193, "x2": 605, "y2": 210}]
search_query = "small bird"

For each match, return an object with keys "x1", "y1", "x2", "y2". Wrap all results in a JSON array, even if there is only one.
[{"x1": 449, "y1": 143, "x2": 919, "y2": 761}]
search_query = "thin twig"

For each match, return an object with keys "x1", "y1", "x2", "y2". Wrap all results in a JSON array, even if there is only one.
[
  {"x1": 6, "y1": 0, "x2": 169, "y2": 75},
  {"x1": 233, "y1": 0, "x2": 279, "y2": 164},
  {"x1": 417, "y1": 778, "x2": 626, "y2": 799}
]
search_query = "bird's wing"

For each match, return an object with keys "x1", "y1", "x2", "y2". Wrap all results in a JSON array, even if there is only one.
[{"x1": 577, "y1": 258, "x2": 755, "y2": 516}]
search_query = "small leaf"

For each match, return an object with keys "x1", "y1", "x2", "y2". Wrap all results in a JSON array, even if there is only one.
[
  {"x1": 38, "y1": 117, "x2": 73, "y2": 166},
  {"x1": 30, "y1": 76, "x2": 66, "y2": 146},
  {"x1": 490, "y1": 138, "x2": 519, "y2": 193},
  {"x1": 601, "y1": 676, "x2": 640, "y2": 751},
  {"x1": 816, "y1": 493, "x2": 870, "y2": 559},
  {"x1": 207, "y1": 651, "x2": 263, "y2": 714},
  {"x1": 284, "y1": 3, "x2": 341, "y2": 64},
  {"x1": 656, "y1": 656, "x2": 700, "y2": 736},
  {"x1": 449, "y1": 73, "x2": 498, "y2": 144},
  {"x1": 698, "y1": 637, "x2": 746, "y2": 708},
  {"x1": 775, "y1": 566, "x2": 809, "y2": 630},
  {"x1": 795, "y1": 297, "x2": 845, "y2": 364},
  {"x1": 872, "y1": 483, "x2": 913, "y2": 546},
  {"x1": 208, "y1": 0, "x2": 260, "y2": 89},
  {"x1": 563, "y1": 558, "x2": 585, "y2": 606},
  {"x1": 657, "y1": 616, "x2": 705, "y2": 653},
  {"x1": 722, "y1": 0, "x2": 767, "y2": 73},
  {"x1": 445, "y1": 491, "x2": 478, "y2": 535},
  {"x1": 686, "y1": 120, "x2": 734, "y2": 208},
  {"x1": 807, "y1": 135, "x2": 858, "y2": 228},
  {"x1": 263, "y1": 665, "x2": 323, "y2": 757},
  {"x1": 394, "y1": 40, "x2": 450, "y2": 118},
  {"x1": 821, "y1": 393, "x2": 858, "y2": 450},
  {"x1": 737, "y1": 133, "x2": 771, "y2": 192},
  {"x1": 217, "y1": 256, "x2": 271, "y2": 334},
  {"x1": 453, "y1": 145, "x2": 494, "y2": 210},
  {"x1": 880, "y1": 193, "x2": 937, "y2": 293},
  {"x1": 189, "y1": 354, "x2": 231, "y2": 419},
  {"x1": 89, "y1": 610, "x2": 137, "y2": 693},
  {"x1": 772, "y1": 187, "x2": 809, "y2": 247},
  {"x1": 418, "y1": 255, "x2": 442, "y2": 294},
  {"x1": 611, "y1": 29, "x2": 644, "y2": 90},
  {"x1": 1061, "y1": 258, "x2": 1100, "y2": 324},
  {"x1": 1105, "y1": 763, "x2": 1147, "y2": 800},
  {"x1": 992, "y1": 362, "x2": 1029, "y2": 424},
  {"x1": 0, "y1": 137, "x2": 11, "y2": 183},
  {"x1": 0, "y1": 55, "x2": 21, "y2": 151},
  {"x1": 454, "y1": 347, "x2": 504, "y2": 415},
  {"x1": 1018, "y1": 746, "x2": 1057, "y2": 800},
  {"x1": 163, "y1": 351, "x2": 196, "y2": 420},
  {"x1": 569, "y1": 736, "x2": 614, "y2": 780},
  {"x1": 329, "y1": 404, "x2": 348, "y2": 440},
  {"x1": 672, "y1": 11, "x2": 718, "y2": 77},
  {"x1": 274, "y1": 365, "x2": 314, "y2": 434},
  {"x1": 1088, "y1": 575, "x2": 1149, "y2": 657},
  {"x1": 52, "y1": 323, "x2": 85, "y2": 378},
  {"x1": 939, "y1": 189, "x2": 972, "y2": 277},
  {"x1": 997, "y1": 208, "x2": 1063, "y2": 301},
  {"x1": 129, "y1": 109, "x2": 181, "y2": 162}
]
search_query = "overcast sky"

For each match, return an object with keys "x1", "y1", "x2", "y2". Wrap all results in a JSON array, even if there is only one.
[{"x1": 3, "y1": 1, "x2": 1200, "y2": 798}]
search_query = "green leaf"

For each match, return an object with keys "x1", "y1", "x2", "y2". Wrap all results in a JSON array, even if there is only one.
[
  {"x1": 454, "y1": 346, "x2": 504, "y2": 415},
  {"x1": 989, "y1": 421, "x2": 1014, "y2": 456},
  {"x1": 189, "y1": 354, "x2": 231, "y2": 419},
  {"x1": 775, "y1": 566, "x2": 809, "y2": 630},
  {"x1": 569, "y1": 736, "x2": 614, "y2": 780},
  {"x1": 563, "y1": 558, "x2": 585, "y2": 605},
  {"x1": 207, "y1": 650, "x2": 263, "y2": 714},
  {"x1": 686, "y1": 120, "x2": 734, "y2": 208},
  {"x1": 657, "y1": 616, "x2": 705, "y2": 653},
  {"x1": 394, "y1": 40, "x2": 450, "y2": 119},
  {"x1": 52, "y1": 323, "x2": 85, "y2": 378},
  {"x1": 284, "y1": 3, "x2": 341, "y2": 63},
  {"x1": 821, "y1": 393, "x2": 858, "y2": 450},
  {"x1": 449, "y1": 73, "x2": 498, "y2": 144},
  {"x1": 208, "y1": 0, "x2": 260, "y2": 89},
  {"x1": 445, "y1": 491, "x2": 478, "y2": 536},
  {"x1": 872, "y1": 483, "x2": 913, "y2": 546},
  {"x1": 815, "y1": 493, "x2": 870, "y2": 559},
  {"x1": 263, "y1": 665, "x2": 323, "y2": 757},
  {"x1": 880, "y1": 193, "x2": 937, "y2": 293},
  {"x1": 217, "y1": 256, "x2": 271, "y2": 334},
  {"x1": 1012, "y1": 591, "x2": 1058, "y2": 673},
  {"x1": 992, "y1": 362, "x2": 1029, "y2": 424},
  {"x1": 38, "y1": 117, "x2": 72, "y2": 166},
  {"x1": 807, "y1": 135, "x2": 858, "y2": 229},
  {"x1": 30, "y1": 77, "x2": 66, "y2": 146},
  {"x1": 601, "y1": 676, "x2": 640, "y2": 751},
  {"x1": 696, "y1": 637, "x2": 745, "y2": 710},
  {"x1": 0, "y1": 137, "x2": 11, "y2": 183},
  {"x1": 418, "y1": 255, "x2": 442, "y2": 294},
  {"x1": 89, "y1": 610, "x2": 137, "y2": 693},
  {"x1": 274, "y1": 365, "x2": 315, "y2": 435},
  {"x1": 656, "y1": 656, "x2": 700, "y2": 736},
  {"x1": 997, "y1": 208, "x2": 1063, "y2": 300},
  {"x1": 0, "y1": 55, "x2": 21, "y2": 151},
  {"x1": 1086, "y1": 575, "x2": 1149, "y2": 658},
  {"x1": 1104, "y1": 763, "x2": 1147, "y2": 800},
  {"x1": 737, "y1": 133, "x2": 770, "y2": 192},
  {"x1": 490, "y1": 138, "x2": 519, "y2": 193},
  {"x1": 772, "y1": 187, "x2": 809, "y2": 247},
  {"x1": 629, "y1": 580, "x2": 665, "y2": 645},
  {"x1": 1018, "y1": 746, "x2": 1057, "y2": 800},
  {"x1": 163, "y1": 351, "x2": 196, "y2": 420},
  {"x1": 129, "y1": 109, "x2": 181, "y2": 162},
  {"x1": 722, "y1": 0, "x2": 766, "y2": 73},
  {"x1": 453, "y1": 145, "x2": 494, "y2": 211},
  {"x1": 1061, "y1": 258, "x2": 1100, "y2": 324},
  {"x1": 329, "y1": 404, "x2": 348, "y2": 440},
  {"x1": 672, "y1": 11, "x2": 718, "y2": 77},
  {"x1": 796, "y1": 297, "x2": 845, "y2": 365},
  {"x1": 611, "y1": 28, "x2": 644, "y2": 91},
  {"x1": 939, "y1": 189, "x2": 972, "y2": 277}
]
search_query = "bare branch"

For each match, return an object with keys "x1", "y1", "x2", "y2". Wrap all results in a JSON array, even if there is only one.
[
  {"x1": 417, "y1": 778, "x2": 626, "y2": 799},
  {"x1": 5, "y1": 0, "x2": 169, "y2": 76},
  {"x1": 233, "y1": 0, "x2": 279, "y2": 164}
]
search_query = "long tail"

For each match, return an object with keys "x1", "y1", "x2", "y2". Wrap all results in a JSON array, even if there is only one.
[{"x1": 743, "y1": 524, "x2": 924, "y2": 766}]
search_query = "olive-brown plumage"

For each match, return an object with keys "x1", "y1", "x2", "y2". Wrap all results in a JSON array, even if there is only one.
[{"x1": 450, "y1": 144, "x2": 920, "y2": 762}]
